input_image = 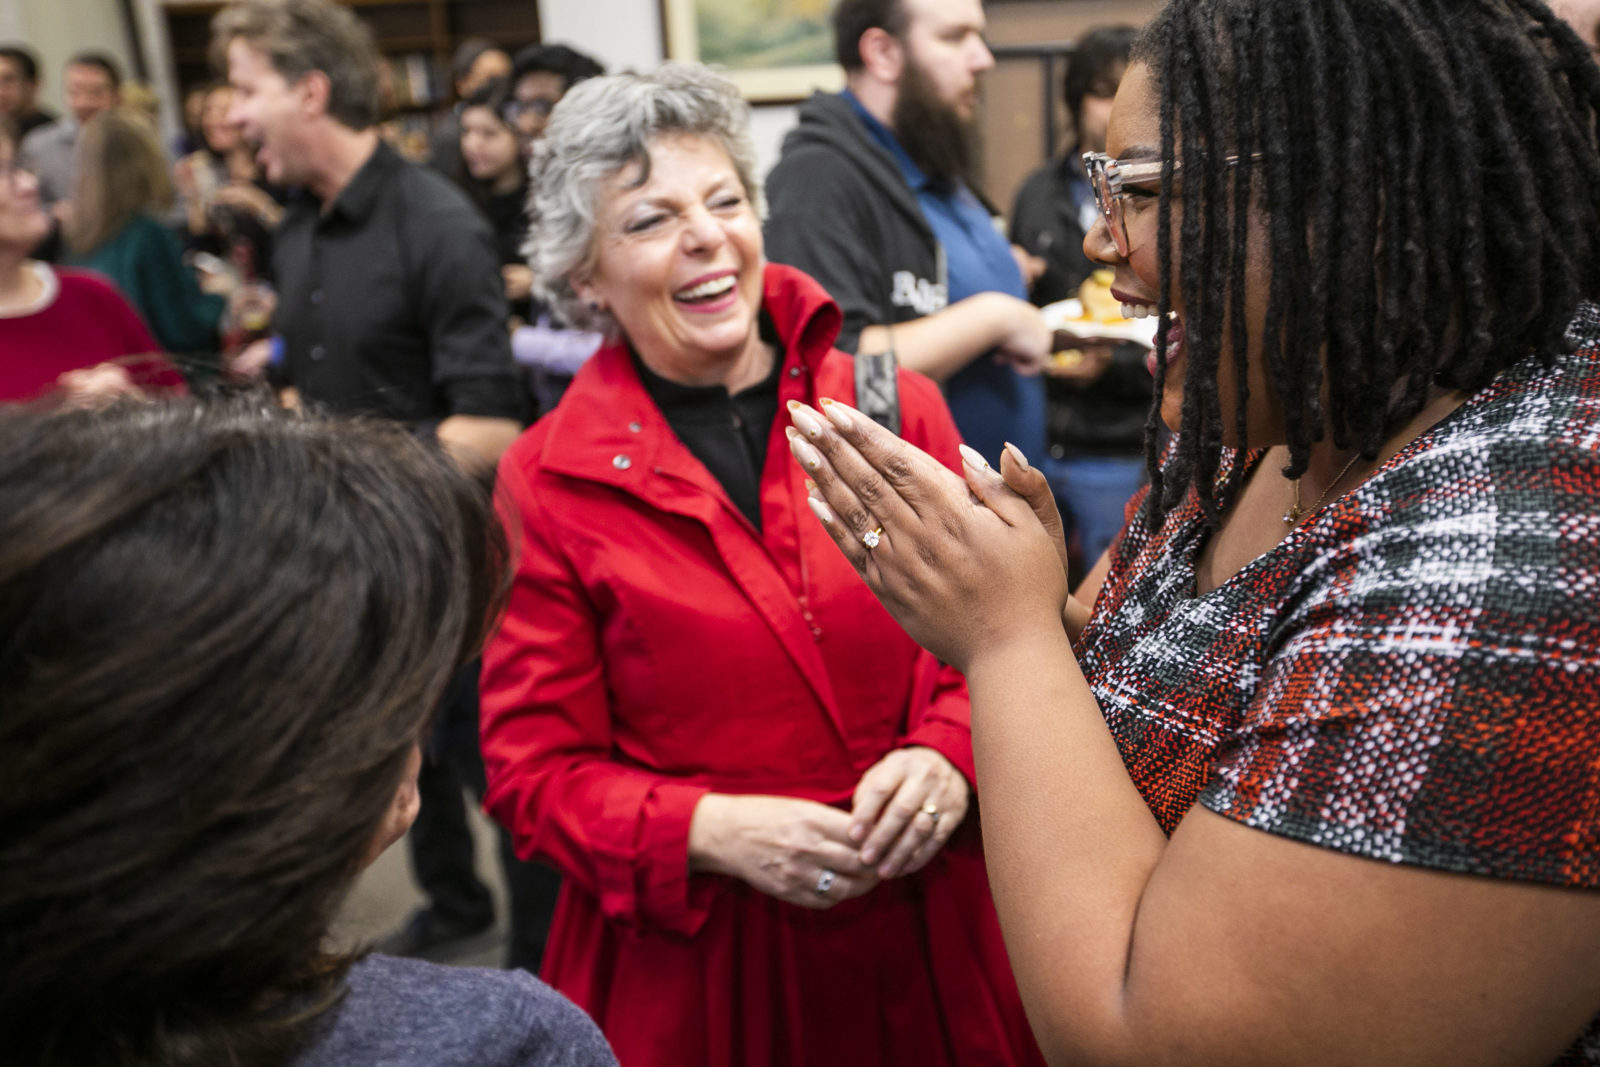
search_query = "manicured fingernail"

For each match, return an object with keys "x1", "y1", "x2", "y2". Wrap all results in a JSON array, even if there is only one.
[
  {"x1": 790, "y1": 435, "x2": 823, "y2": 471},
  {"x1": 958, "y1": 443, "x2": 992, "y2": 471},
  {"x1": 806, "y1": 494, "x2": 832, "y2": 525},
  {"x1": 791, "y1": 405, "x2": 825, "y2": 439},
  {"x1": 785, "y1": 426, "x2": 798, "y2": 441},
  {"x1": 820, "y1": 398, "x2": 853, "y2": 431},
  {"x1": 804, "y1": 478, "x2": 817, "y2": 493},
  {"x1": 1003, "y1": 441, "x2": 1031, "y2": 471}
]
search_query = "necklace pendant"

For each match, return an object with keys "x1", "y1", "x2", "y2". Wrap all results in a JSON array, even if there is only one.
[{"x1": 1282, "y1": 503, "x2": 1301, "y2": 529}]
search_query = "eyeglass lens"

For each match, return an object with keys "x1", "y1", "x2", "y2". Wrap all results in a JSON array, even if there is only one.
[{"x1": 1089, "y1": 162, "x2": 1131, "y2": 258}]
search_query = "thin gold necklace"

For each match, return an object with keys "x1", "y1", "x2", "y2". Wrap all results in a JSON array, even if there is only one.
[{"x1": 1283, "y1": 452, "x2": 1363, "y2": 529}]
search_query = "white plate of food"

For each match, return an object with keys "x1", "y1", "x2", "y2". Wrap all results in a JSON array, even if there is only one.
[{"x1": 1041, "y1": 298, "x2": 1161, "y2": 349}]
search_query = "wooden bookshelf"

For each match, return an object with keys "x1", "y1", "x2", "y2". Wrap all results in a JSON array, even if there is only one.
[{"x1": 162, "y1": 0, "x2": 542, "y2": 111}]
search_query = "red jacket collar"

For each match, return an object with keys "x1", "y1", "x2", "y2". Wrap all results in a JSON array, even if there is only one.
[{"x1": 537, "y1": 263, "x2": 842, "y2": 490}]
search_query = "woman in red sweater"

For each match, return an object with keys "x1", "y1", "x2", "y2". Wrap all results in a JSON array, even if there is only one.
[{"x1": 0, "y1": 120, "x2": 184, "y2": 404}]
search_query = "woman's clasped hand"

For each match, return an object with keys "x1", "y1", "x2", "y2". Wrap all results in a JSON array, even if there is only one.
[
  {"x1": 786, "y1": 397, "x2": 1069, "y2": 674},
  {"x1": 688, "y1": 744, "x2": 968, "y2": 909}
]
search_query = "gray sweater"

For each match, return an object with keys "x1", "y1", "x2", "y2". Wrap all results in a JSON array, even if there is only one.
[{"x1": 291, "y1": 954, "x2": 616, "y2": 1067}]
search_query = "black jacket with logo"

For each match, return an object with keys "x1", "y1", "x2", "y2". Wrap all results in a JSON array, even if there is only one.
[{"x1": 764, "y1": 91, "x2": 948, "y2": 354}]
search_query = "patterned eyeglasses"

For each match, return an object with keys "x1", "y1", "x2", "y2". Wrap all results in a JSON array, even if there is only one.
[
  {"x1": 1082, "y1": 152, "x2": 1164, "y2": 258},
  {"x1": 1083, "y1": 151, "x2": 1258, "y2": 257}
]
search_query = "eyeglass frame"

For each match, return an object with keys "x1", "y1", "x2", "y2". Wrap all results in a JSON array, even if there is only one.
[{"x1": 1082, "y1": 150, "x2": 1257, "y2": 257}]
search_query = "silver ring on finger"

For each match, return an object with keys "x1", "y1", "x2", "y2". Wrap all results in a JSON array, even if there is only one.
[
  {"x1": 921, "y1": 801, "x2": 941, "y2": 826},
  {"x1": 815, "y1": 868, "x2": 837, "y2": 897}
]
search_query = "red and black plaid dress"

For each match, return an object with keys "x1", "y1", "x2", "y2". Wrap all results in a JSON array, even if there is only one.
[{"x1": 1080, "y1": 303, "x2": 1600, "y2": 1064}]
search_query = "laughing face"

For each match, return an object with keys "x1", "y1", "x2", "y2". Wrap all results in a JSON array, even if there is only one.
[
  {"x1": 1086, "y1": 62, "x2": 1278, "y2": 445},
  {"x1": 574, "y1": 133, "x2": 766, "y2": 387},
  {"x1": 224, "y1": 39, "x2": 309, "y2": 188}
]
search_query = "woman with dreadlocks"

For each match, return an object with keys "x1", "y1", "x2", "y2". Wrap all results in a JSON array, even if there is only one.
[{"x1": 781, "y1": 0, "x2": 1600, "y2": 1062}]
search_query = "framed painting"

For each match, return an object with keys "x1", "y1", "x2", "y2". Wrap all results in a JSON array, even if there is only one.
[{"x1": 661, "y1": 0, "x2": 844, "y2": 102}]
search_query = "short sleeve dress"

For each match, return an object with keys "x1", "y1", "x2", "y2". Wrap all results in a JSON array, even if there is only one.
[{"x1": 1079, "y1": 303, "x2": 1600, "y2": 1065}]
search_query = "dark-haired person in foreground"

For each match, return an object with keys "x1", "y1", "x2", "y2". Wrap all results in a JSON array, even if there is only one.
[
  {"x1": 789, "y1": 0, "x2": 1600, "y2": 1063},
  {"x1": 0, "y1": 400, "x2": 616, "y2": 1067}
]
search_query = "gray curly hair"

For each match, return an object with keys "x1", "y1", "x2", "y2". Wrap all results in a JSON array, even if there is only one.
[{"x1": 522, "y1": 63, "x2": 762, "y2": 335}]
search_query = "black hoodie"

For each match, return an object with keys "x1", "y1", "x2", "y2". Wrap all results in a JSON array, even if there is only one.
[{"x1": 764, "y1": 92, "x2": 948, "y2": 355}]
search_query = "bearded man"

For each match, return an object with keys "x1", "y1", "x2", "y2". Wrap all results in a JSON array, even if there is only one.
[{"x1": 765, "y1": 0, "x2": 1052, "y2": 467}]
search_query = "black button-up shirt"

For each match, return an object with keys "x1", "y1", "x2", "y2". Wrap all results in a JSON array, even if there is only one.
[{"x1": 272, "y1": 141, "x2": 522, "y2": 424}]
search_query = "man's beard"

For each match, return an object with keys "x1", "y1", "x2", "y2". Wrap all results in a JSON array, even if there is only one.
[{"x1": 890, "y1": 54, "x2": 976, "y2": 187}]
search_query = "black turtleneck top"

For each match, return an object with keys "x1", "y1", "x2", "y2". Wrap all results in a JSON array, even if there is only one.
[{"x1": 633, "y1": 315, "x2": 784, "y2": 531}]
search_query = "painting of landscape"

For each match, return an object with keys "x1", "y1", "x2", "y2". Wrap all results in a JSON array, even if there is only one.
[
  {"x1": 695, "y1": 0, "x2": 832, "y2": 69},
  {"x1": 663, "y1": 0, "x2": 844, "y2": 100}
]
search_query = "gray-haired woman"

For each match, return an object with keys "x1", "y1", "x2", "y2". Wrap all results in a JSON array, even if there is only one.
[{"x1": 479, "y1": 65, "x2": 1042, "y2": 1067}]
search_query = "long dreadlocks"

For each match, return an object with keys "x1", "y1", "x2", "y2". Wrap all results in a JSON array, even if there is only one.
[{"x1": 1134, "y1": 0, "x2": 1600, "y2": 525}]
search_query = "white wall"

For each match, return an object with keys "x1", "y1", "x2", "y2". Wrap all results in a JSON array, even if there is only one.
[{"x1": 536, "y1": 0, "x2": 801, "y2": 181}]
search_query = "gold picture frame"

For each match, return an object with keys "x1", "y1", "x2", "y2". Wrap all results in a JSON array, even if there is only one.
[{"x1": 661, "y1": 0, "x2": 845, "y2": 103}]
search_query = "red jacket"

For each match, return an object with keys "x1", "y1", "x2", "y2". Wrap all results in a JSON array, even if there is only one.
[{"x1": 481, "y1": 264, "x2": 1041, "y2": 1067}]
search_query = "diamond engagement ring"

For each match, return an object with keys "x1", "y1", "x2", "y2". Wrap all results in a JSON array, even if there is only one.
[
  {"x1": 862, "y1": 526, "x2": 884, "y2": 550},
  {"x1": 921, "y1": 802, "x2": 940, "y2": 825},
  {"x1": 815, "y1": 869, "x2": 837, "y2": 897}
]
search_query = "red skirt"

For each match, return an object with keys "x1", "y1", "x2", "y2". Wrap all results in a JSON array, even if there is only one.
[{"x1": 542, "y1": 839, "x2": 1044, "y2": 1067}]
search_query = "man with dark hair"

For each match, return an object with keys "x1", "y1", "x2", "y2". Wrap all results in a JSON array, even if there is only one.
[
  {"x1": 506, "y1": 43, "x2": 604, "y2": 143},
  {"x1": 427, "y1": 38, "x2": 511, "y2": 176},
  {"x1": 0, "y1": 45, "x2": 55, "y2": 140},
  {"x1": 214, "y1": 0, "x2": 521, "y2": 464},
  {"x1": 215, "y1": 0, "x2": 535, "y2": 967},
  {"x1": 1008, "y1": 25, "x2": 1152, "y2": 573},
  {"x1": 765, "y1": 0, "x2": 1053, "y2": 468},
  {"x1": 18, "y1": 50, "x2": 121, "y2": 210}
]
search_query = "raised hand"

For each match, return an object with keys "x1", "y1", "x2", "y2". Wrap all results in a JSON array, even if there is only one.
[{"x1": 784, "y1": 398, "x2": 1067, "y2": 673}]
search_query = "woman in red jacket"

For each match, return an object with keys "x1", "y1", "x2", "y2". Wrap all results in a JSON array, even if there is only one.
[{"x1": 479, "y1": 66, "x2": 1040, "y2": 1067}]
